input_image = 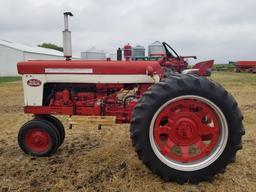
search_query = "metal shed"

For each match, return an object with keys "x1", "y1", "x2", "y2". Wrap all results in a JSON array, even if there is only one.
[{"x1": 0, "y1": 39, "x2": 68, "y2": 76}]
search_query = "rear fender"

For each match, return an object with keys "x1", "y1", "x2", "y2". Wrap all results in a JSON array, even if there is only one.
[{"x1": 192, "y1": 60, "x2": 214, "y2": 76}]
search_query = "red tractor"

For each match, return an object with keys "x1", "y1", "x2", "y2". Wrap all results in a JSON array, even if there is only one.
[{"x1": 16, "y1": 12, "x2": 244, "y2": 184}]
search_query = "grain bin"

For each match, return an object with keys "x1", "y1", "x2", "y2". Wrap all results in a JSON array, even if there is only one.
[
  {"x1": 148, "y1": 41, "x2": 165, "y2": 57},
  {"x1": 81, "y1": 47, "x2": 106, "y2": 60},
  {"x1": 132, "y1": 45, "x2": 145, "y2": 59},
  {"x1": 109, "y1": 53, "x2": 117, "y2": 61}
]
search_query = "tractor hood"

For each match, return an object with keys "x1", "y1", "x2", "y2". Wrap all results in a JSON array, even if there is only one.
[{"x1": 17, "y1": 60, "x2": 163, "y2": 76}]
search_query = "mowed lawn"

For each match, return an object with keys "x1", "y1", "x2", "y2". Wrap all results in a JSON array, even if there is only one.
[
  {"x1": 0, "y1": 76, "x2": 21, "y2": 84},
  {"x1": 0, "y1": 72, "x2": 255, "y2": 192}
]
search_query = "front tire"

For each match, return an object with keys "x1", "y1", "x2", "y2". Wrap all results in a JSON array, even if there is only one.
[
  {"x1": 35, "y1": 115, "x2": 65, "y2": 147},
  {"x1": 18, "y1": 119, "x2": 60, "y2": 156},
  {"x1": 130, "y1": 75, "x2": 244, "y2": 184}
]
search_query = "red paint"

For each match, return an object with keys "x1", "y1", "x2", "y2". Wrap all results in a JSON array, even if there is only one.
[
  {"x1": 192, "y1": 60, "x2": 214, "y2": 76},
  {"x1": 25, "y1": 106, "x2": 74, "y2": 115},
  {"x1": 50, "y1": 90, "x2": 73, "y2": 107},
  {"x1": 62, "y1": 89, "x2": 71, "y2": 104},
  {"x1": 23, "y1": 84, "x2": 154, "y2": 123},
  {"x1": 27, "y1": 79, "x2": 42, "y2": 87},
  {"x1": 146, "y1": 65, "x2": 154, "y2": 77},
  {"x1": 76, "y1": 106, "x2": 101, "y2": 115},
  {"x1": 17, "y1": 60, "x2": 163, "y2": 77},
  {"x1": 235, "y1": 61, "x2": 256, "y2": 72},
  {"x1": 124, "y1": 43, "x2": 132, "y2": 60},
  {"x1": 25, "y1": 129, "x2": 51, "y2": 153},
  {"x1": 24, "y1": 106, "x2": 101, "y2": 116},
  {"x1": 159, "y1": 57, "x2": 188, "y2": 72},
  {"x1": 236, "y1": 61, "x2": 256, "y2": 67},
  {"x1": 18, "y1": 47, "x2": 215, "y2": 125},
  {"x1": 76, "y1": 92, "x2": 95, "y2": 107},
  {"x1": 153, "y1": 98, "x2": 220, "y2": 163}
]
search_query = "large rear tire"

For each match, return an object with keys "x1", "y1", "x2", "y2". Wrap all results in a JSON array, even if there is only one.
[{"x1": 130, "y1": 75, "x2": 244, "y2": 184}]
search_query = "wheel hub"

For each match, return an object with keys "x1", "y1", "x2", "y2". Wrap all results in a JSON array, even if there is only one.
[
  {"x1": 152, "y1": 97, "x2": 222, "y2": 164},
  {"x1": 176, "y1": 119, "x2": 194, "y2": 138},
  {"x1": 170, "y1": 114, "x2": 201, "y2": 146},
  {"x1": 25, "y1": 129, "x2": 50, "y2": 153}
]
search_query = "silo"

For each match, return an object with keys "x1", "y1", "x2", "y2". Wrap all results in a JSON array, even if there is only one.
[
  {"x1": 132, "y1": 45, "x2": 145, "y2": 59},
  {"x1": 109, "y1": 53, "x2": 117, "y2": 61},
  {"x1": 81, "y1": 47, "x2": 106, "y2": 60},
  {"x1": 148, "y1": 41, "x2": 165, "y2": 57}
]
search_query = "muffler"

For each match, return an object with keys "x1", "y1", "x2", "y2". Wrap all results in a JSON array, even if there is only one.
[{"x1": 63, "y1": 12, "x2": 73, "y2": 60}]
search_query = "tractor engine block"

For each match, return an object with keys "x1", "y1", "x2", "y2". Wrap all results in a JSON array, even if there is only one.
[{"x1": 43, "y1": 83, "x2": 142, "y2": 123}]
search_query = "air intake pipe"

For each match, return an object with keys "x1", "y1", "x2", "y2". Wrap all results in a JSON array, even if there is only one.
[{"x1": 63, "y1": 12, "x2": 73, "y2": 60}]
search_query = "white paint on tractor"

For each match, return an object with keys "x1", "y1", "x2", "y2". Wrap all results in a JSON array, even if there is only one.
[
  {"x1": 45, "y1": 68, "x2": 93, "y2": 74},
  {"x1": 22, "y1": 74, "x2": 46, "y2": 106}
]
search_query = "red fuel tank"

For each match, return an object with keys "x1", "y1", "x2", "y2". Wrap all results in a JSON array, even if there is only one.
[{"x1": 123, "y1": 43, "x2": 132, "y2": 60}]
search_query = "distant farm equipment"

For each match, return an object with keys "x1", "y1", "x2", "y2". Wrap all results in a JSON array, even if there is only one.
[
  {"x1": 213, "y1": 62, "x2": 256, "y2": 73},
  {"x1": 235, "y1": 61, "x2": 256, "y2": 73}
]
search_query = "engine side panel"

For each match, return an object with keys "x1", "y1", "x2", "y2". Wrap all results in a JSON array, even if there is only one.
[{"x1": 22, "y1": 74, "x2": 159, "y2": 106}]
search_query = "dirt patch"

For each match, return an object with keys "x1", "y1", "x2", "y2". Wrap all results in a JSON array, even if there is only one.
[
  {"x1": 241, "y1": 104, "x2": 256, "y2": 111},
  {"x1": 0, "y1": 105, "x2": 23, "y2": 114},
  {"x1": 0, "y1": 72, "x2": 255, "y2": 192}
]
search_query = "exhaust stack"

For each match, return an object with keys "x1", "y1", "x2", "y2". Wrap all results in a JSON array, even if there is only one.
[{"x1": 63, "y1": 12, "x2": 73, "y2": 60}]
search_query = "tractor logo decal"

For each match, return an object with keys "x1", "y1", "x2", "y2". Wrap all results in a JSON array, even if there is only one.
[{"x1": 27, "y1": 79, "x2": 42, "y2": 87}]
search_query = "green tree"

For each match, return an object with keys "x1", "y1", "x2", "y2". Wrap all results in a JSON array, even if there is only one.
[{"x1": 38, "y1": 43, "x2": 63, "y2": 52}]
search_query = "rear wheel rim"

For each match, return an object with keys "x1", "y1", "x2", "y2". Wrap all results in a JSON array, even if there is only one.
[
  {"x1": 25, "y1": 128, "x2": 51, "y2": 154},
  {"x1": 149, "y1": 95, "x2": 228, "y2": 171}
]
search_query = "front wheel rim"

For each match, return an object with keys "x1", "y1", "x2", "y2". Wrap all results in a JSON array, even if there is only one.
[
  {"x1": 149, "y1": 95, "x2": 228, "y2": 171},
  {"x1": 25, "y1": 128, "x2": 51, "y2": 154}
]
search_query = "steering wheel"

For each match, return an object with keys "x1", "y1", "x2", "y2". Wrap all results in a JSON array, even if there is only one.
[{"x1": 162, "y1": 42, "x2": 180, "y2": 59}]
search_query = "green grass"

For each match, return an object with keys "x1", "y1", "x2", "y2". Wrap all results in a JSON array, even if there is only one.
[
  {"x1": 212, "y1": 63, "x2": 235, "y2": 72},
  {"x1": 0, "y1": 76, "x2": 21, "y2": 84},
  {"x1": 212, "y1": 71, "x2": 256, "y2": 84}
]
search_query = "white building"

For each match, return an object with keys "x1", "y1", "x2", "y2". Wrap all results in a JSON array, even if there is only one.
[{"x1": 0, "y1": 39, "x2": 68, "y2": 76}]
